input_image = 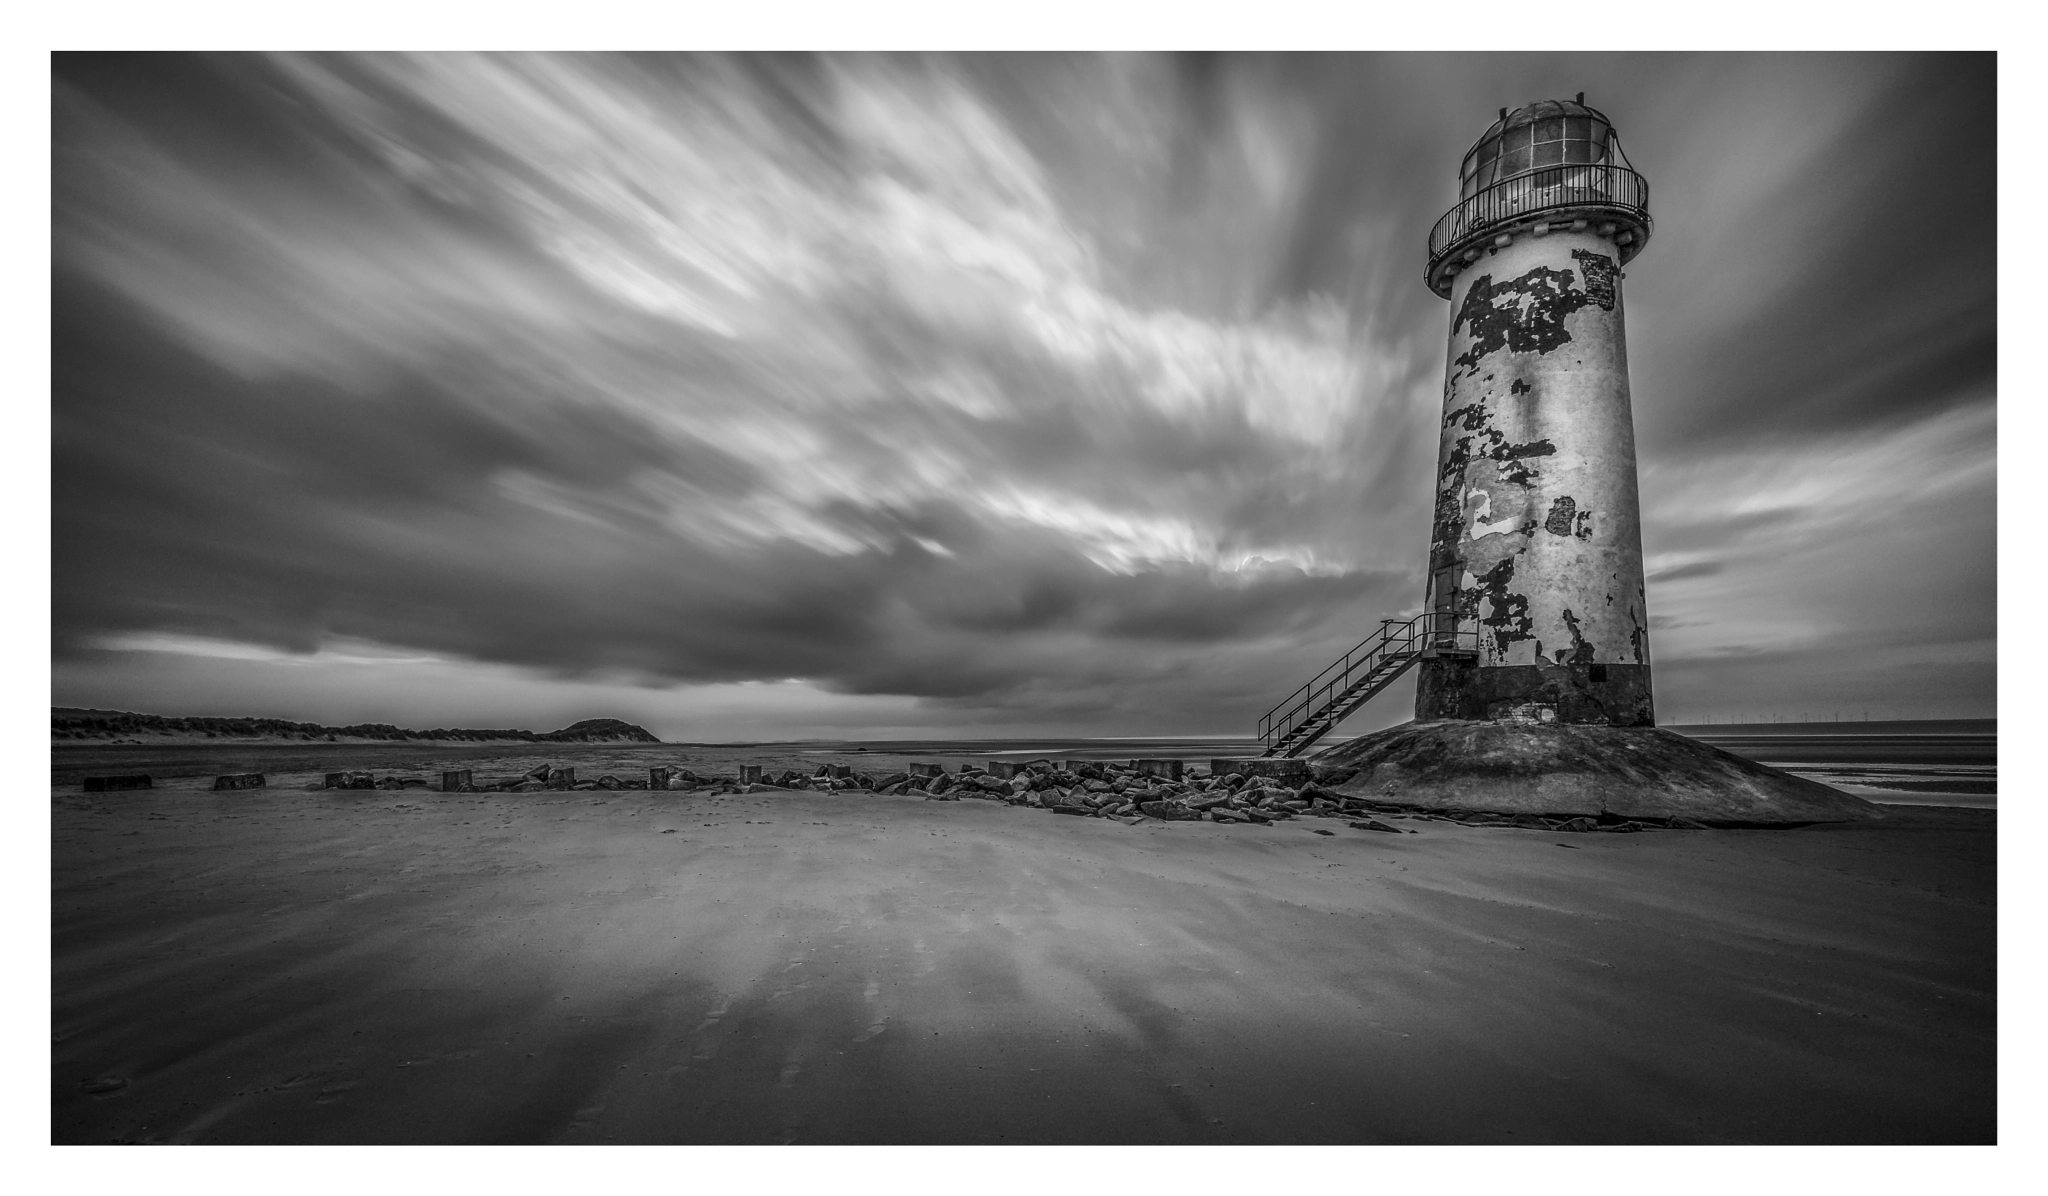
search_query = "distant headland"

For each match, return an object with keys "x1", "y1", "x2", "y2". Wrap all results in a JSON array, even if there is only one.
[{"x1": 52, "y1": 707, "x2": 662, "y2": 746}]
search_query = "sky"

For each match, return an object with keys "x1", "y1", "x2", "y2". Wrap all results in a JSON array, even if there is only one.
[{"x1": 50, "y1": 52, "x2": 1996, "y2": 739}]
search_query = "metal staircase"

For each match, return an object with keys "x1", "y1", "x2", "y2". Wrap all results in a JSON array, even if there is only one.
[{"x1": 1257, "y1": 611, "x2": 1478, "y2": 757}]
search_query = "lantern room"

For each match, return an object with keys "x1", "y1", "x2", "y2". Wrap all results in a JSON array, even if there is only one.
[{"x1": 1425, "y1": 94, "x2": 1652, "y2": 298}]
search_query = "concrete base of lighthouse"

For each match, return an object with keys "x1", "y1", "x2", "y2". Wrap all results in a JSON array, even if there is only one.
[
  {"x1": 1308, "y1": 720, "x2": 1881, "y2": 826},
  {"x1": 1415, "y1": 657, "x2": 1654, "y2": 725}
]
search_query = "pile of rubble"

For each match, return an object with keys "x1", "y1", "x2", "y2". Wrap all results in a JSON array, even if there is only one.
[{"x1": 301, "y1": 758, "x2": 1702, "y2": 832}]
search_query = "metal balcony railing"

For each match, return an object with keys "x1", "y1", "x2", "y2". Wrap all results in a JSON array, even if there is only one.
[
  {"x1": 1427, "y1": 162, "x2": 1650, "y2": 266},
  {"x1": 1256, "y1": 611, "x2": 1478, "y2": 758}
]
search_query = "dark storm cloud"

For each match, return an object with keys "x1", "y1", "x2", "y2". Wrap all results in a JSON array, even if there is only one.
[{"x1": 52, "y1": 52, "x2": 1995, "y2": 732}]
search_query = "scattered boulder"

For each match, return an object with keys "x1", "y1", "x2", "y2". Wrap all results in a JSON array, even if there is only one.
[
  {"x1": 1349, "y1": 818, "x2": 1402, "y2": 833},
  {"x1": 1133, "y1": 758, "x2": 1184, "y2": 782},
  {"x1": 1210, "y1": 757, "x2": 1311, "y2": 785}
]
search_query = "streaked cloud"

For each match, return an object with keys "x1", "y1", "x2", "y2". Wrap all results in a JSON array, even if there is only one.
[{"x1": 52, "y1": 53, "x2": 1994, "y2": 734}]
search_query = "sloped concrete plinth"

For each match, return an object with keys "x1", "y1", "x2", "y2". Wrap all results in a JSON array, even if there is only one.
[{"x1": 1310, "y1": 720, "x2": 1882, "y2": 825}]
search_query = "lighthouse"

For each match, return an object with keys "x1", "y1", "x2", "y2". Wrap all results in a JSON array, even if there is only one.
[
  {"x1": 1416, "y1": 96, "x2": 1655, "y2": 727},
  {"x1": 1244, "y1": 94, "x2": 1873, "y2": 825}
]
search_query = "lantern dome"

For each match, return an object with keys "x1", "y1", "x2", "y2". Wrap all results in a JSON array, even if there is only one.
[{"x1": 1425, "y1": 95, "x2": 1652, "y2": 298}]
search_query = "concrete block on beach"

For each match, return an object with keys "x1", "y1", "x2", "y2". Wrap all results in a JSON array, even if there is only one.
[
  {"x1": 739, "y1": 764, "x2": 763, "y2": 784},
  {"x1": 1211, "y1": 758, "x2": 1310, "y2": 783},
  {"x1": 908, "y1": 763, "x2": 943, "y2": 778},
  {"x1": 441, "y1": 770, "x2": 473, "y2": 792},
  {"x1": 1133, "y1": 758, "x2": 1184, "y2": 781},
  {"x1": 83, "y1": 775, "x2": 152, "y2": 792},
  {"x1": 545, "y1": 767, "x2": 576, "y2": 791},
  {"x1": 985, "y1": 761, "x2": 1019, "y2": 779},
  {"x1": 211, "y1": 773, "x2": 265, "y2": 791}
]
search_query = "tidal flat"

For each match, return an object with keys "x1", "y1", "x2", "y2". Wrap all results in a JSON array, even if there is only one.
[{"x1": 51, "y1": 742, "x2": 1992, "y2": 1144}]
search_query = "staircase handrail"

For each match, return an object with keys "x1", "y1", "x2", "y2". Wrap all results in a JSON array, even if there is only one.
[{"x1": 1257, "y1": 611, "x2": 1474, "y2": 750}]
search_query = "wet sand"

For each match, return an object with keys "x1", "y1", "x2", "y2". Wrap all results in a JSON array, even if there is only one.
[{"x1": 51, "y1": 783, "x2": 1993, "y2": 1143}]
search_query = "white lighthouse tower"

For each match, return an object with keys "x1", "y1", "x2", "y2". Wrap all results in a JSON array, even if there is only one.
[{"x1": 1416, "y1": 96, "x2": 1655, "y2": 727}]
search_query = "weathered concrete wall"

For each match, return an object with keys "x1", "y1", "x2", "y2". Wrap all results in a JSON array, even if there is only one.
[{"x1": 1420, "y1": 226, "x2": 1653, "y2": 726}]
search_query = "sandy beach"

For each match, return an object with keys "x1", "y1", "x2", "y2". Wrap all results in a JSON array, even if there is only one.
[{"x1": 51, "y1": 758, "x2": 1993, "y2": 1144}]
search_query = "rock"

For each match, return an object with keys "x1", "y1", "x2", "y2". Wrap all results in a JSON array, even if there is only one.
[
  {"x1": 80, "y1": 1076, "x2": 128, "y2": 1095},
  {"x1": 1310, "y1": 828, "x2": 1336, "y2": 836},
  {"x1": 1052, "y1": 805, "x2": 1091, "y2": 817},
  {"x1": 510, "y1": 781, "x2": 546, "y2": 792},
  {"x1": 522, "y1": 764, "x2": 552, "y2": 783},
  {"x1": 1210, "y1": 758, "x2": 1311, "y2": 785},
  {"x1": 399, "y1": 778, "x2": 431, "y2": 789},
  {"x1": 1083, "y1": 779, "x2": 1112, "y2": 794},
  {"x1": 595, "y1": 775, "x2": 624, "y2": 790},
  {"x1": 1187, "y1": 793, "x2": 1230, "y2": 811},
  {"x1": 881, "y1": 782, "x2": 907, "y2": 795},
  {"x1": 1510, "y1": 813, "x2": 1550, "y2": 829},
  {"x1": 376, "y1": 777, "x2": 405, "y2": 790},
  {"x1": 211, "y1": 773, "x2": 264, "y2": 791},
  {"x1": 1133, "y1": 758, "x2": 1184, "y2": 782},
  {"x1": 1557, "y1": 817, "x2": 1599, "y2": 833},
  {"x1": 546, "y1": 767, "x2": 577, "y2": 790},
  {"x1": 443, "y1": 770, "x2": 474, "y2": 792},
  {"x1": 1349, "y1": 819, "x2": 1402, "y2": 833}
]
